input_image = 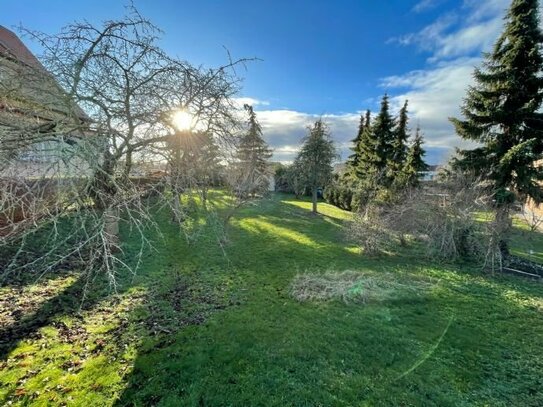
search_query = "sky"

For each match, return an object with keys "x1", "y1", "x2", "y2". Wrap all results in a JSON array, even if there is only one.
[{"x1": 2, "y1": 0, "x2": 515, "y2": 164}]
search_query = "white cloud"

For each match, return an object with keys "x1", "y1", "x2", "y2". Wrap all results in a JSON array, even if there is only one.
[
  {"x1": 412, "y1": 0, "x2": 445, "y2": 13},
  {"x1": 381, "y1": 0, "x2": 512, "y2": 162},
  {"x1": 393, "y1": 13, "x2": 457, "y2": 48},
  {"x1": 462, "y1": 0, "x2": 510, "y2": 23},
  {"x1": 255, "y1": 109, "x2": 360, "y2": 163},
  {"x1": 429, "y1": 16, "x2": 503, "y2": 62},
  {"x1": 232, "y1": 97, "x2": 270, "y2": 108},
  {"x1": 391, "y1": 0, "x2": 507, "y2": 62},
  {"x1": 383, "y1": 58, "x2": 478, "y2": 149}
]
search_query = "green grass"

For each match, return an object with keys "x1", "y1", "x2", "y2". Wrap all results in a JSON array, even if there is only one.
[
  {"x1": 475, "y1": 210, "x2": 543, "y2": 263},
  {"x1": 510, "y1": 216, "x2": 543, "y2": 263},
  {"x1": 1, "y1": 192, "x2": 543, "y2": 406}
]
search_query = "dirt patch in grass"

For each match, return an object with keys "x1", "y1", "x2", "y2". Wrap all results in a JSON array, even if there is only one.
[
  {"x1": 290, "y1": 270, "x2": 432, "y2": 304},
  {"x1": 143, "y1": 270, "x2": 241, "y2": 337},
  {"x1": 0, "y1": 274, "x2": 76, "y2": 328}
]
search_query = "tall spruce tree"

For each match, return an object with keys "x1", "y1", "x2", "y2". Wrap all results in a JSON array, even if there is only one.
[
  {"x1": 357, "y1": 94, "x2": 395, "y2": 186},
  {"x1": 295, "y1": 119, "x2": 337, "y2": 213},
  {"x1": 402, "y1": 125, "x2": 429, "y2": 187},
  {"x1": 388, "y1": 100, "x2": 410, "y2": 182},
  {"x1": 353, "y1": 110, "x2": 373, "y2": 180},
  {"x1": 234, "y1": 104, "x2": 273, "y2": 197},
  {"x1": 347, "y1": 110, "x2": 369, "y2": 176},
  {"x1": 450, "y1": 0, "x2": 543, "y2": 252}
]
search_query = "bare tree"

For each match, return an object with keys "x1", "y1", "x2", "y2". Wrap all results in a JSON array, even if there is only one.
[
  {"x1": 521, "y1": 202, "x2": 543, "y2": 232},
  {"x1": 0, "y1": 7, "x2": 251, "y2": 288}
]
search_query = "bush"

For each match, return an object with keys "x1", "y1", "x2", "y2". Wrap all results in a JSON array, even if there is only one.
[
  {"x1": 324, "y1": 181, "x2": 356, "y2": 211},
  {"x1": 347, "y1": 175, "x2": 500, "y2": 263},
  {"x1": 339, "y1": 186, "x2": 353, "y2": 211},
  {"x1": 348, "y1": 206, "x2": 394, "y2": 256},
  {"x1": 323, "y1": 184, "x2": 336, "y2": 206},
  {"x1": 325, "y1": 178, "x2": 397, "y2": 213}
]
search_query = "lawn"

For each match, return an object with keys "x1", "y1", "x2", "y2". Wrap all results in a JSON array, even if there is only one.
[{"x1": 1, "y1": 192, "x2": 543, "y2": 406}]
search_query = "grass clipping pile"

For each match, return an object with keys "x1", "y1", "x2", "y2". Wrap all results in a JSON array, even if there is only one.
[{"x1": 290, "y1": 271, "x2": 431, "y2": 304}]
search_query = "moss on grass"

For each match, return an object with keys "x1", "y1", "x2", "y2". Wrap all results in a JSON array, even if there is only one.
[{"x1": 1, "y1": 192, "x2": 542, "y2": 406}]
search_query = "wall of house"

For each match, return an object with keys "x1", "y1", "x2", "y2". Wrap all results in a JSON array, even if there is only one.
[
  {"x1": 526, "y1": 198, "x2": 543, "y2": 217},
  {"x1": 2, "y1": 135, "x2": 95, "y2": 179}
]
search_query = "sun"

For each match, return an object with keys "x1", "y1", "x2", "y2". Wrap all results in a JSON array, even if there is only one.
[{"x1": 172, "y1": 110, "x2": 193, "y2": 131}]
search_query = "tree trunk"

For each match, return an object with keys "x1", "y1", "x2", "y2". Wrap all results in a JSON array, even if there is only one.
[
  {"x1": 104, "y1": 206, "x2": 119, "y2": 250},
  {"x1": 495, "y1": 205, "x2": 512, "y2": 257},
  {"x1": 312, "y1": 187, "x2": 318, "y2": 214},
  {"x1": 171, "y1": 139, "x2": 183, "y2": 223},
  {"x1": 172, "y1": 188, "x2": 183, "y2": 223},
  {"x1": 123, "y1": 150, "x2": 132, "y2": 181},
  {"x1": 202, "y1": 188, "x2": 208, "y2": 210},
  {"x1": 89, "y1": 150, "x2": 117, "y2": 210},
  {"x1": 89, "y1": 151, "x2": 121, "y2": 247}
]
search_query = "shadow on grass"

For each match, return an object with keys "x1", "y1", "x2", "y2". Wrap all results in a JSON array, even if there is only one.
[
  {"x1": 0, "y1": 272, "x2": 113, "y2": 361},
  {"x1": 114, "y1": 196, "x2": 543, "y2": 405},
  {"x1": 0, "y1": 211, "x2": 152, "y2": 363},
  {"x1": 115, "y1": 241, "x2": 543, "y2": 406},
  {"x1": 3, "y1": 193, "x2": 543, "y2": 406},
  {"x1": 113, "y1": 197, "x2": 367, "y2": 405}
]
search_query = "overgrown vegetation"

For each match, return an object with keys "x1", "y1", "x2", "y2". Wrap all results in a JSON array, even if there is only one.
[
  {"x1": 1, "y1": 193, "x2": 543, "y2": 406},
  {"x1": 324, "y1": 94, "x2": 429, "y2": 212},
  {"x1": 347, "y1": 175, "x2": 495, "y2": 262},
  {"x1": 3, "y1": 0, "x2": 543, "y2": 405},
  {"x1": 451, "y1": 0, "x2": 543, "y2": 256}
]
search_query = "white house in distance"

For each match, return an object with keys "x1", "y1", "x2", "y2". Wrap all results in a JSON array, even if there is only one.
[{"x1": 421, "y1": 165, "x2": 441, "y2": 181}]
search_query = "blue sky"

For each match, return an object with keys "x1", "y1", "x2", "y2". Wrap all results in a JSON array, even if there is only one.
[{"x1": 2, "y1": 0, "x2": 514, "y2": 164}]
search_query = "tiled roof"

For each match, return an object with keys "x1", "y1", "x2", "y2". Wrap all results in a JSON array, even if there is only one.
[
  {"x1": 0, "y1": 25, "x2": 44, "y2": 69},
  {"x1": 0, "y1": 25, "x2": 89, "y2": 121}
]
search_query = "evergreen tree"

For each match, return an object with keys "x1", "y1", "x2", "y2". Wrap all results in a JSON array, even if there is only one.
[
  {"x1": 450, "y1": 0, "x2": 543, "y2": 251},
  {"x1": 357, "y1": 94, "x2": 395, "y2": 186},
  {"x1": 347, "y1": 110, "x2": 369, "y2": 175},
  {"x1": 295, "y1": 119, "x2": 337, "y2": 213},
  {"x1": 353, "y1": 110, "x2": 373, "y2": 180},
  {"x1": 274, "y1": 164, "x2": 290, "y2": 192},
  {"x1": 388, "y1": 100, "x2": 410, "y2": 181},
  {"x1": 234, "y1": 104, "x2": 273, "y2": 197},
  {"x1": 195, "y1": 132, "x2": 223, "y2": 207},
  {"x1": 287, "y1": 161, "x2": 307, "y2": 198},
  {"x1": 402, "y1": 126, "x2": 429, "y2": 187}
]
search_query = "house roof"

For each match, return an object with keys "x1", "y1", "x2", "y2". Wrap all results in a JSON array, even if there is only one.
[
  {"x1": 0, "y1": 25, "x2": 44, "y2": 70},
  {"x1": 0, "y1": 25, "x2": 89, "y2": 122}
]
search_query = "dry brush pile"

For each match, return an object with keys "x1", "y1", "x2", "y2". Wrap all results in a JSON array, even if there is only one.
[
  {"x1": 347, "y1": 175, "x2": 506, "y2": 269},
  {"x1": 289, "y1": 270, "x2": 432, "y2": 305}
]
